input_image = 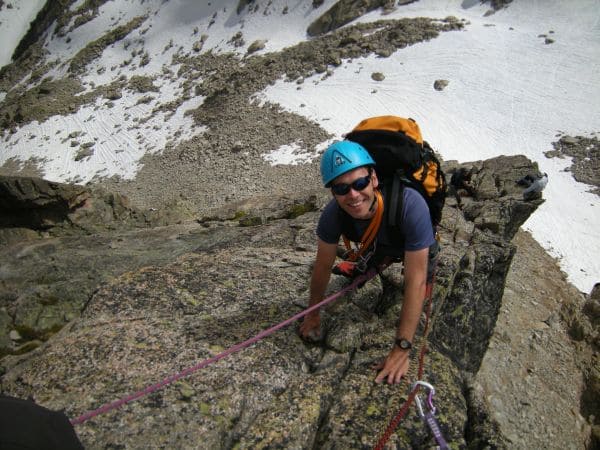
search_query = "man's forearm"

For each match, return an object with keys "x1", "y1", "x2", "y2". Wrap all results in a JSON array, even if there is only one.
[
  {"x1": 308, "y1": 239, "x2": 338, "y2": 309},
  {"x1": 396, "y1": 279, "x2": 426, "y2": 341},
  {"x1": 397, "y1": 248, "x2": 429, "y2": 341},
  {"x1": 309, "y1": 266, "x2": 331, "y2": 308}
]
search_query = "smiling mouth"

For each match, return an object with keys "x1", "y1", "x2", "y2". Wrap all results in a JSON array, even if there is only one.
[{"x1": 347, "y1": 199, "x2": 369, "y2": 213}]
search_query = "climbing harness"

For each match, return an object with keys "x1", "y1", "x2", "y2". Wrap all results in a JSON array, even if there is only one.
[
  {"x1": 413, "y1": 381, "x2": 449, "y2": 450},
  {"x1": 373, "y1": 265, "x2": 443, "y2": 449},
  {"x1": 70, "y1": 266, "x2": 384, "y2": 426}
]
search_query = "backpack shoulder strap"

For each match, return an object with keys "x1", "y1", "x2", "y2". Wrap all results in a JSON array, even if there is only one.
[{"x1": 383, "y1": 172, "x2": 405, "y2": 231}]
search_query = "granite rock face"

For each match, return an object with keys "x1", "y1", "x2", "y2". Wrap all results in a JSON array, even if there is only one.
[{"x1": 0, "y1": 155, "x2": 553, "y2": 448}]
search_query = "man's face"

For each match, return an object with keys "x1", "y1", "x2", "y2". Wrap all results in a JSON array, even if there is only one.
[{"x1": 331, "y1": 166, "x2": 379, "y2": 220}]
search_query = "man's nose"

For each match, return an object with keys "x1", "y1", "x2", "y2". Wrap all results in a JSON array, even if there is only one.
[{"x1": 347, "y1": 186, "x2": 361, "y2": 197}]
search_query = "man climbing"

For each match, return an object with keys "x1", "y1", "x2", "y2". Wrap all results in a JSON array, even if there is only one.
[{"x1": 299, "y1": 140, "x2": 438, "y2": 385}]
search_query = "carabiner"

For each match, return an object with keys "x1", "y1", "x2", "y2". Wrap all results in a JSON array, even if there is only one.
[
  {"x1": 411, "y1": 381, "x2": 450, "y2": 449},
  {"x1": 411, "y1": 380, "x2": 437, "y2": 418}
]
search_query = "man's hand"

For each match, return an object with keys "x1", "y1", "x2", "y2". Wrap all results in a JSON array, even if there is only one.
[
  {"x1": 299, "y1": 312, "x2": 322, "y2": 342},
  {"x1": 302, "y1": 239, "x2": 336, "y2": 343},
  {"x1": 373, "y1": 347, "x2": 410, "y2": 384},
  {"x1": 371, "y1": 248, "x2": 427, "y2": 384}
]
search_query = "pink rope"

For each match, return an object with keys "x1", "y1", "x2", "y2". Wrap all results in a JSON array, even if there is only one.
[{"x1": 70, "y1": 268, "x2": 379, "y2": 425}]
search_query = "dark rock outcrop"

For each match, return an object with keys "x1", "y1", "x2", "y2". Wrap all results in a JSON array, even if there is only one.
[
  {"x1": 0, "y1": 175, "x2": 132, "y2": 232},
  {"x1": 307, "y1": 0, "x2": 396, "y2": 37},
  {"x1": 1, "y1": 155, "x2": 545, "y2": 448},
  {"x1": 0, "y1": 175, "x2": 204, "y2": 241},
  {"x1": 9, "y1": 1, "x2": 70, "y2": 63}
]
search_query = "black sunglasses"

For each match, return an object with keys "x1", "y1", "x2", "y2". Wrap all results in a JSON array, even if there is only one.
[{"x1": 331, "y1": 174, "x2": 371, "y2": 196}]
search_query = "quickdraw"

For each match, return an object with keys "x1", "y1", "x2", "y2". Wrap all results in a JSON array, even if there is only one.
[{"x1": 413, "y1": 381, "x2": 449, "y2": 450}]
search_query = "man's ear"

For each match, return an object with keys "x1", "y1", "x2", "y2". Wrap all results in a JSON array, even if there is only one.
[{"x1": 371, "y1": 170, "x2": 379, "y2": 189}]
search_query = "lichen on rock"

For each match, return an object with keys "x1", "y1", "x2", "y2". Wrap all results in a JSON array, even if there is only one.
[{"x1": 0, "y1": 154, "x2": 559, "y2": 448}]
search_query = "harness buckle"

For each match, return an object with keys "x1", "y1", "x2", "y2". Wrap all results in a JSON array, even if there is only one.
[
  {"x1": 355, "y1": 258, "x2": 368, "y2": 274},
  {"x1": 342, "y1": 248, "x2": 357, "y2": 261},
  {"x1": 341, "y1": 240, "x2": 377, "y2": 275}
]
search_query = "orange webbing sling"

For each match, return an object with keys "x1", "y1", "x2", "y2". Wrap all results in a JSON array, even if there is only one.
[{"x1": 342, "y1": 189, "x2": 384, "y2": 262}]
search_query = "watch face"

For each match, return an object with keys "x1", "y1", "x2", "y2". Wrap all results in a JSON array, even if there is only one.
[{"x1": 396, "y1": 338, "x2": 412, "y2": 350}]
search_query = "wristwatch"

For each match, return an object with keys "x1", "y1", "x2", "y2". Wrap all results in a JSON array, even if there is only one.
[{"x1": 395, "y1": 338, "x2": 412, "y2": 350}]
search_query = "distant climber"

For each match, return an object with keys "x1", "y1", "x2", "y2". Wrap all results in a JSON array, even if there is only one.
[
  {"x1": 450, "y1": 167, "x2": 475, "y2": 203},
  {"x1": 516, "y1": 174, "x2": 536, "y2": 187},
  {"x1": 520, "y1": 173, "x2": 548, "y2": 200}
]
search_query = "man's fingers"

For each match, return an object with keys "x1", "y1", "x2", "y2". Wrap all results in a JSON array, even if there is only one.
[
  {"x1": 299, "y1": 323, "x2": 321, "y2": 343},
  {"x1": 373, "y1": 362, "x2": 394, "y2": 384},
  {"x1": 373, "y1": 366, "x2": 405, "y2": 384},
  {"x1": 306, "y1": 328, "x2": 320, "y2": 341},
  {"x1": 381, "y1": 371, "x2": 402, "y2": 385},
  {"x1": 374, "y1": 370, "x2": 387, "y2": 384}
]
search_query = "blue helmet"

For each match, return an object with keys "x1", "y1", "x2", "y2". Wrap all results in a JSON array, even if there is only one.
[{"x1": 320, "y1": 141, "x2": 375, "y2": 187}]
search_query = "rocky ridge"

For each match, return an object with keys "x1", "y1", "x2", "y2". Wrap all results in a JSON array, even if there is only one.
[
  {"x1": 0, "y1": 154, "x2": 596, "y2": 449},
  {"x1": 0, "y1": 1, "x2": 598, "y2": 448}
]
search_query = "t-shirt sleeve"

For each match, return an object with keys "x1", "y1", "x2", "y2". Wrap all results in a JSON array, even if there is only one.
[
  {"x1": 316, "y1": 199, "x2": 343, "y2": 244},
  {"x1": 401, "y1": 188, "x2": 435, "y2": 251}
]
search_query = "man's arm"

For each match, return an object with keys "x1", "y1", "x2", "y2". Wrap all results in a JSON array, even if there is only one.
[
  {"x1": 299, "y1": 238, "x2": 338, "y2": 340},
  {"x1": 374, "y1": 247, "x2": 428, "y2": 384}
]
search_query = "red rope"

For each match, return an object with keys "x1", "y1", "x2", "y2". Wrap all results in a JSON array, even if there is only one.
[
  {"x1": 70, "y1": 268, "x2": 381, "y2": 426},
  {"x1": 372, "y1": 275, "x2": 436, "y2": 450}
]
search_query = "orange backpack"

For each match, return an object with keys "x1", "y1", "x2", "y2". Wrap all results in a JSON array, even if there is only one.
[{"x1": 345, "y1": 116, "x2": 447, "y2": 229}]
